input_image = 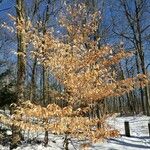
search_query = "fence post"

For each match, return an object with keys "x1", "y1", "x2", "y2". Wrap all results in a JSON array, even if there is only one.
[
  {"x1": 148, "y1": 123, "x2": 150, "y2": 137},
  {"x1": 124, "y1": 121, "x2": 130, "y2": 137}
]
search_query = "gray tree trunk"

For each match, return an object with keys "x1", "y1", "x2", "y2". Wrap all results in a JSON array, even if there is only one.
[{"x1": 10, "y1": 0, "x2": 26, "y2": 149}]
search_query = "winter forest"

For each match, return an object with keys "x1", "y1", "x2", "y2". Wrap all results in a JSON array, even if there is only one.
[{"x1": 0, "y1": 0, "x2": 150, "y2": 150}]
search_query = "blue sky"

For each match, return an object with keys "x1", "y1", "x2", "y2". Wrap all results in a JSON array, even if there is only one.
[
  {"x1": 0, "y1": 0, "x2": 12, "y2": 9},
  {"x1": 0, "y1": 0, "x2": 15, "y2": 23},
  {"x1": 0, "y1": 0, "x2": 150, "y2": 72},
  {"x1": 0, "y1": 0, "x2": 15, "y2": 13}
]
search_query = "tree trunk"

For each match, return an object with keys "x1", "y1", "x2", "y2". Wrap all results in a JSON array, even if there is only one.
[
  {"x1": 63, "y1": 134, "x2": 69, "y2": 150},
  {"x1": 41, "y1": 0, "x2": 51, "y2": 145},
  {"x1": 30, "y1": 57, "x2": 37, "y2": 101},
  {"x1": 10, "y1": 0, "x2": 26, "y2": 149}
]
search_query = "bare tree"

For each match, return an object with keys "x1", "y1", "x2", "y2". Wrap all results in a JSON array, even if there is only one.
[{"x1": 110, "y1": 0, "x2": 150, "y2": 115}]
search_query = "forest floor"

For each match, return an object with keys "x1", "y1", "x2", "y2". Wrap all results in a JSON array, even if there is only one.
[{"x1": 0, "y1": 113, "x2": 150, "y2": 150}]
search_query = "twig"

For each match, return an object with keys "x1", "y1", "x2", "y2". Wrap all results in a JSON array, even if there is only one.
[{"x1": 69, "y1": 138, "x2": 77, "y2": 150}]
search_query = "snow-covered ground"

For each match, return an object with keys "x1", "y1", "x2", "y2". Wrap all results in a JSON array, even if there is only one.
[
  {"x1": 92, "y1": 115, "x2": 150, "y2": 150},
  {"x1": 0, "y1": 115, "x2": 150, "y2": 150}
]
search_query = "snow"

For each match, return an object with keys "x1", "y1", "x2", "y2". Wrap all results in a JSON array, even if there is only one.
[
  {"x1": 1, "y1": 115, "x2": 150, "y2": 150},
  {"x1": 92, "y1": 115, "x2": 150, "y2": 150},
  {"x1": 6, "y1": 130, "x2": 12, "y2": 136}
]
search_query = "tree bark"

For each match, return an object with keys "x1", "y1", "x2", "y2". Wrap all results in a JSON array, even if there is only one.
[
  {"x1": 30, "y1": 57, "x2": 37, "y2": 101},
  {"x1": 10, "y1": 0, "x2": 26, "y2": 149}
]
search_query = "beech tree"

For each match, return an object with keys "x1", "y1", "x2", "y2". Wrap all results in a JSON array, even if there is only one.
[{"x1": 0, "y1": 2, "x2": 148, "y2": 149}]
